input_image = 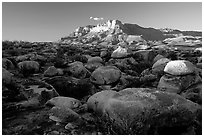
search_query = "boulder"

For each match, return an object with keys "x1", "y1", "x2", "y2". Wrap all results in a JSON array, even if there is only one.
[
  {"x1": 181, "y1": 83, "x2": 202, "y2": 105},
  {"x1": 66, "y1": 61, "x2": 90, "y2": 79},
  {"x1": 2, "y1": 68, "x2": 13, "y2": 85},
  {"x1": 87, "y1": 90, "x2": 118, "y2": 114},
  {"x1": 85, "y1": 62, "x2": 103, "y2": 72},
  {"x1": 112, "y1": 73, "x2": 140, "y2": 91},
  {"x1": 133, "y1": 49, "x2": 156, "y2": 64},
  {"x1": 46, "y1": 96, "x2": 81, "y2": 109},
  {"x1": 87, "y1": 88, "x2": 201, "y2": 134},
  {"x1": 164, "y1": 60, "x2": 196, "y2": 76},
  {"x1": 152, "y1": 58, "x2": 170, "y2": 74},
  {"x1": 44, "y1": 66, "x2": 61, "y2": 77},
  {"x1": 111, "y1": 46, "x2": 129, "y2": 59},
  {"x1": 85, "y1": 57, "x2": 104, "y2": 72},
  {"x1": 140, "y1": 68, "x2": 158, "y2": 87},
  {"x1": 2, "y1": 58, "x2": 15, "y2": 70},
  {"x1": 153, "y1": 54, "x2": 165, "y2": 64},
  {"x1": 44, "y1": 76, "x2": 94, "y2": 99},
  {"x1": 16, "y1": 54, "x2": 30, "y2": 62},
  {"x1": 87, "y1": 56, "x2": 103, "y2": 64},
  {"x1": 100, "y1": 50, "x2": 109, "y2": 58},
  {"x1": 30, "y1": 54, "x2": 47, "y2": 65},
  {"x1": 157, "y1": 73, "x2": 202, "y2": 94},
  {"x1": 90, "y1": 66, "x2": 121, "y2": 85},
  {"x1": 157, "y1": 74, "x2": 181, "y2": 94},
  {"x1": 106, "y1": 57, "x2": 139, "y2": 74},
  {"x1": 49, "y1": 106, "x2": 81, "y2": 124},
  {"x1": 18, "y1": 61, "x2": 40, "y2": 76}
]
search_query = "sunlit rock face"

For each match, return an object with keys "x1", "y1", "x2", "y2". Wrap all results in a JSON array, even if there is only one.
[{"x1": 90, "y1": 20, "x2": 124, "y2": 34}]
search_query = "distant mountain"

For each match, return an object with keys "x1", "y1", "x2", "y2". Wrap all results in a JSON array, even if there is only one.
[
  {"x1": 61, "y1": 20, "x2": 202, "y2": 42},
  {"x1": 122, "y1": 23, "x2": 165, "y2": 40}
]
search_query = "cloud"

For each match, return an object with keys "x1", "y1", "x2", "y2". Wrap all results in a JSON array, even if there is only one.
[{"x1": 90, "y1": 17, "x2": 104, "y2": 21}]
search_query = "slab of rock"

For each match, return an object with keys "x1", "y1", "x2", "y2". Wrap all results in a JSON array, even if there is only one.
[{"x1": 87, "y1": 88, "x2": 201, "y2": 134}]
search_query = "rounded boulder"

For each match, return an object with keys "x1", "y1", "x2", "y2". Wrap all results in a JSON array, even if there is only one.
[
  {"x1": 18, "y1": 61, "x2": 40, "y2": 75},
  {"x1": 164, "y1": 60, "x2": 196, "y2": 76},
  {"x1": 152, "y1": 58, "x2": 170, "y2": 74},
  {"x1": 90, "y1": 66, "x2": 121, "y2": 85}
]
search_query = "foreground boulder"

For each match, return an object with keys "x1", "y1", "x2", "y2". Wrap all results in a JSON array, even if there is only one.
[{"x1": 87, "y1": 88, "x2": 201, "y2": 134}]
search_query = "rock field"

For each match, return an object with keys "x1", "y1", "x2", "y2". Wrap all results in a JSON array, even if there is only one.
[{"x1": 2, "y1": 20, "x2": 202, "y2": 135}]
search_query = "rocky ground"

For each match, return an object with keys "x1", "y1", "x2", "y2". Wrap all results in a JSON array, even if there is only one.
[{"x1": 2, "y1": 20, "x2": 202, "y2": 135}]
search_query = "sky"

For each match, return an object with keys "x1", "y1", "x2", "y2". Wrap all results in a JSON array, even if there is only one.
[{"x1": 2, "y1": 2, "x2": 202, "y2": 41}]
